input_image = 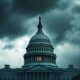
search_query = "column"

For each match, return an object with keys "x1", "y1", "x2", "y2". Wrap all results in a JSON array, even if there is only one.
[
  {"x1": 52, "y1": 72, "x2": 53, "y2": 80},
  {"x1": 45, "y1": 56, "x2": 47, "y2": 62},
  {"x1": 31, "y1": 56, "x2": 33, "y2": 63},
  {"x1": 47, "y1": 72, "x2": 48, "y2": 80},
  {"x1": 43, "y1": 72, "x2": 45, "y2": 80},
  {"x1": 52, "y1": 72, "x2": 54, "y2": 80},
  {"x1": 14, "y1": 74, "x2": 17, "y2": 80},
  {"x1": 57, "y1": 73, "x2": 59, "y2": 80},
  {"x1": 54, "y1": 73, "x2": 56, "y2": 80},
  {"x1": 37, "y1": 72, "x2": 40, "y2": 80},
  {"x1": 36, "y1": 72, "x2": 38, "y2": 80},
  {"x1": 42, "y1": 72, "x2": 43, "y2": 80},
  {"x1": 50, "y1": 72, "x2": 52, "y2": 80},
  {"x1": 47, "y1": 72, "x2": 49, "y2": 80},
  {"x1": 59, "y1": 73, "x2": 62, "y2": 80},
  {"x1": 44, "y1": 56, "x2": 45, "y2": 62},
  {"x1": 34, "y1": 72, "x2": 37, "y2": 80},
  {"x1": 28, "y1": 72, "x2": 30, "y2": 80},
  {"x1": 30, "y1": 73, "x2": 32, "y2": 80},
  {"x1": 45, "y1": 72, "x2": 47, "y2": 80},
  {"x1": 32, "y1": 72, "x2": 35, "y2": 80},
  {"x1": 25, "y1": 72, "x2": 28, "y2": 80},
  {"x1": 57, "y1": 73, "x2": 60, "y2": 80},
  {"x1": 33, "y1": 72, "x2": 35, "y2": 80},
  {"x1": 56, "y1": 73, "x2": 58, "y2": 80},
  {"x1": 50, "y1": 56, "x2": 52, "y2": 63}
]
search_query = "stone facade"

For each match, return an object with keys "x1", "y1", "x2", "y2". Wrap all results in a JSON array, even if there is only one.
[{"x1": 0, "y1": 17, "x2": 80, "y2": 80}]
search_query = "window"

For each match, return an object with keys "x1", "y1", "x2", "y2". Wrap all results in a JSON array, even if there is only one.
[{"x1": 36, "y1": 56, "x2": 42, "y2": 61}]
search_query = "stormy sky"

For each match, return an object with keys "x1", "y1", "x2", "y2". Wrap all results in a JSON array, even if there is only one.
[{"x1": 0, "y1": 0, "x2": 80, "y2": 68}]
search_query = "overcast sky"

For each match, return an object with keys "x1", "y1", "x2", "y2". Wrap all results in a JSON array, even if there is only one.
[{"x1": 0, "y1": 0, "x2": 80, "y2": 68}]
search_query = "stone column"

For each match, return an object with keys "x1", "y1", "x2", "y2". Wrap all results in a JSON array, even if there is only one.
[
  {"x1": 43, "y1": 72, "x2": 44, "y2": 80},
  {"x1": 56, "y1": 72, "x2": 58, "y2": 80},
  {"x1": 50, "y1": 72, "x2": 52, "y2": 80},
  {"x1": 60, "y1": 73, "x2": 63, "y2": 80},
  {"x1": 45, "y1": 72, "x2": 47, "y2": 80},
  {"x1": 36, "y1": 72, "x2": 38, "y2": 80},
  {"x1": 57, "y1": 73, "x2": 60, "y2": 80},
  {"x1": 29, "y1": 72, "x2": 32, "y2": 80},
  {"x1": 30, "y1": 56, "x2": 33, "y2": 62},
  {"x1": 14, "y1": 74, "x2": 17, "y2": 80},
  {"x1": 47, "y1": 72, "x2": 49, "y2": 80},
  {"x1": 52, "y1": 72, "x2": 53, "y2": 80},
  {"x1": 25, "y1": 72, "x2": 28, "y2": 80},
  {"x1": 34, "y1": 72, "x2": 36, "y2": 80},
  {"x1": 42, "y1": 72, "x2": 43, "y2": 80},
  {"x1": 54, "y1": 73, "x2": 56, "y2": 80},
  {"x1": 28, "y1": 72, "x2": 30, "y2": 80},
  {"x1": 33, "y1": 72, "x2": 35, "y2": 80}
]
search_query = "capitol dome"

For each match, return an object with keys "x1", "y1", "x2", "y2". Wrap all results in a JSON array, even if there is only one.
[
  {"x1": 29, "y1": 17, "x2": 51, "y2": 45},
  {"x1": 24, "y1": 16, "x2": 57, "y2": 68}
]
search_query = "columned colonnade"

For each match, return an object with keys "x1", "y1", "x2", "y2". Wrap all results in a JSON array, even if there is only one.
[{"x1": 25, "y1": 72, "x2": 60, "y2": 80}]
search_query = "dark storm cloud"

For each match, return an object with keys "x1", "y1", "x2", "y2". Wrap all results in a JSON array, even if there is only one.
[
  {"x1": 0, "y1": 0, "x2": 27, "y2": 39},
  {"x1": 43, "y1": 11, "x2": 80, "y2": 46},
  {"x1": 65, "y1": 29, "x2": 80, "y2": 45},
  {"x1": 56, "y1": 0, "x2": 71, "y2": 10},
  {"x1": 0, "y1": 0, "x2": 60, "y2": 40},
  {"x1": 43, "y1": 11, "x2": 74, "y2": 44},
  {"x1": 0, "y1": 15, "x2": 28, "y2": 40},
  {"x1": 0, "y1": 0, "x2": 79, "y2": 44},
  {"x1": 0, "y1": 0, "x2": 12, "y2": 24},
  {"x1": 13, "y1": 0, "x2": 59, "y2": 15},
  {"x1": 72, "y1": 5, "x2": 80, "y2": 13}
]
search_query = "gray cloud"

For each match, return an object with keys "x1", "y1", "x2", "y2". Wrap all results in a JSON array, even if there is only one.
[
  {"x1": 0, "y1": 0, "x2": 33, "y2": 40},
  {"x1": 0, "y1": 0, "x2": 28, "y2": 39},
  {"x1": 72, "y1": 5, "x2": 80, "y2": 14},
  {"x1": 64, "y1": 51, "x2": 80, "y2": 68},
  {"x1": 64, "y1": 16, "x2": 80, "y2": 45},
  {"x1": 65, "y1": 29, "x2": 80, "y2": 45},
  {"x1": 43, "y1": 10, "x2": 74, "y2": 44},
  {"x1": 55, "y1": 43, "x2": 80, "y2": 68},
  {"x1": 0, "y1": 0, "x2": 60, "y2": 40},
  {"x1": 56, "y1": 0, "x2": 72, "y2": 10},
  {"x1": 3, "y1": 44, "x2": 14, "y2": 50},
  {"x1": 0, "y1": 16, "x2": 28, "y2": 40},
  {"x1": 0, "y1": 0, "x2": 77, "y2": 41},
  {"x1": 13, "y1": 0, "x2": 59, "y2": 15}
]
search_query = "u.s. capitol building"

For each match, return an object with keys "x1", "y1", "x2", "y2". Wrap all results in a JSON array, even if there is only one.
[{"x1": 0, "y1": 17, "x2": 80, "y2": 80}]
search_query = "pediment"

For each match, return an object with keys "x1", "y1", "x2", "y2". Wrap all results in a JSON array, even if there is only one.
[{"x1": 26, "y1": 65, "x2": 54, "y2": 71}]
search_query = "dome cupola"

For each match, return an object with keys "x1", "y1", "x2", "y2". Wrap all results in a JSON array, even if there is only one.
[{"x1": 29, "y1": 16, "x2": 51, "y2": 45}]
